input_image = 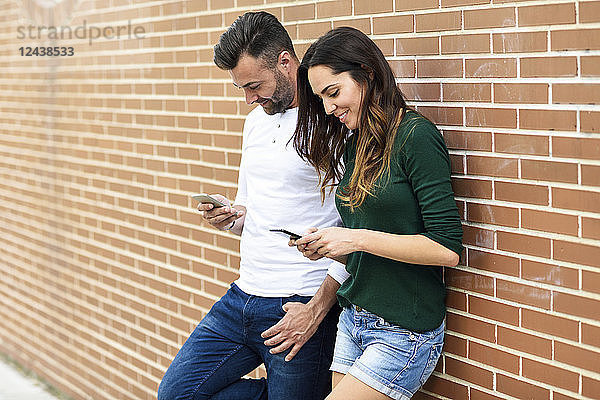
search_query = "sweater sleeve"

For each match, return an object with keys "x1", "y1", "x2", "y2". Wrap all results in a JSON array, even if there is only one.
[{"x1": 400, "y1": 118, "x2": 464, "y2": 256}]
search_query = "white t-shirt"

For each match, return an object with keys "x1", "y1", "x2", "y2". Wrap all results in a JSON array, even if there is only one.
[{"x1": 234, "y1": 106, "x2": 350, "y2": 296}]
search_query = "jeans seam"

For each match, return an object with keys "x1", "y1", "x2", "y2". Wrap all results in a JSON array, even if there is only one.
[
  {"x1": 313, "y1": 312, "x2": 328, "y2": 400},
  {"x1": 189, "y1": 344, "x2": 245, "y2": 400}
]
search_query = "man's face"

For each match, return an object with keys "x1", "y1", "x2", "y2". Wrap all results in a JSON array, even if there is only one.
[{"x1": 230, "y1": 54, "x2": 295, "y2": 115}]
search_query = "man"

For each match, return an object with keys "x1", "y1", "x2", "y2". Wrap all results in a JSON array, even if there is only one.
[{"x1": 157, "y1": 11, "x2": 348, "y2": 400}]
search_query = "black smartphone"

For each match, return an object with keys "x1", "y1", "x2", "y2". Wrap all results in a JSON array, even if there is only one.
[{"x1": 269, "y1": 228, "x2": 303, "y2": 240}]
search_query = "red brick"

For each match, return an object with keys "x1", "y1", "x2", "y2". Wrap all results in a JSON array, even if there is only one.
[
  {"x1": 521, "y1": 56, "x2": 578, "y2": 77},
  {"x1": 442, "y1": 34, "x2": 490, "y2": 54},
  {"x1": 469, "y1": 341, "x2": 519, "y2": 374},
  {"x1": 494, "y1": 83, "x2": 548, "y2": 104},
  {"x1": 422, "y1": 375, "x2": 468, "y2": 399},
  {"x1": 469, "y1": 249, "x2": 519, "y2": 276},
  {"x1": 418, "y1": 106, "x2": 463, "y2": 126},
  {"x1": 523, "y1": 358, "x2": 579, "y2": 392},
  {"x1": 581, "y1": 111, "x2": 600, "y2": 133},
  {"x1": 464, "y1": 7, "x2": 515, "y2": 29},
  {"x1": 552, "y1": 29, "x2": 600, "y2": 51},
  {"x1": 398, "y1": 83, "x2": 440, "y2": 102},
  {"x1": 582, "y1": 323, "x2": 600, "y2": 348},
  {"x1": 582, "y1": 217, "x2": 600, "y2": 240},
  {"x1": 282, "y1": 3, "x2": 314, "y2": 21},
  {"x1": 518, "y1": 3, "x2": 576, "y2": 26},
  {"x1": 417, "y1": 59, "x2": 462, "y2": 78},
  {"x1": 554, "y1": 239, "x2": 600, "y2": 268},
  {"x1": 583, "y1": 376, "x2": 600, "y2": 398},
  {"x1": 554, "y1": 84, "x2": 600, "y2": 105},
  {"x1": 444, "y1": 333, "x2": 467, "y2": 357},
  {"x1": 498, "y1": 326, "x2": 552, "y2": 359},
  {"x1": 396, "y1": 37, "x2": 439, "y2": 56},
  {"x1": 497, "y1": 279, "x2": 551, "y2": 309},
  {"x1": 556, "y1": 341, "x2": 600, "y2": 374},
  {"x1": 522, "y1": 309, "x2": 579, "y2": 341},
  {"x1": 582, "y1": 56, "x2": 600, "y2": 76},
  {"x1": 396, "y1": 0, "x2": 438, "y2": 10},
  {"x1": 466, "y1": 58, "x2": 517, "y2": 78},
  {"x1": 554, "y1": 291, "x2": 600, "y2": 321},
  {"x1": 470, "y1": 389, "x2": 506, "y2": 400},
  {"x1": 553, "y1": 136, "x2": 600, "y2": 160},
  {"x1": 316, "y1": 0, "x2": 351, "y2": 18},
  {"x1": 467, "y1": 155, "x2": 518, "y2": 178},
  {"x1": 452, "y1": 178, "x2": 492, "y2": 199},
  {"x1": 446, "y1": 357, "x2": 493, "y2": 389},
  {"x1": 553, "y1": 187, "x2": 600, "y2": 213},
  {"x1": 521, "y1": 209, "x2": 578, "y2": 236},
  {"x1": 447, "y1": 312, "x2": 496, "y2": 342},
  {"x1": 521, "y1": 159, "x2": 578, "y2": 184},
  {"x1": 553, "y1": 392, "x2": 582, "y2": 400},
  {"x1": 497, "y1": 374, "x2": 550, "y2": 399},
  {"x1": 354, "y1": 0, "x2": 393, "y2": 14},
  {"x1": 444, "y1": 130, "x2": 492, "y2": 151},
  {"x1": 469, "y1": 296, "x2": 519, "y2": 325},
  {"x1": 520, "y1": 109, "x2": 577, "y2": 131},
  {"x1": 445, "y1": 268, "x2": 494, "y2": 296},
  {"x1": 494, "y1": 133, "x2": 549, "y2": 156},
  {"x1": 442, "y1": 0, "x2": 489, "y2": 5},
  {"x1": 580, "y1": 1, "x2": 600, "y2": 23},
  {"x1": 416, "y1": 11, "x2": 461, "y2": 32},
  {"x1": 493, "y1": 31, "x2": 547, "y2": 53},
  {"x1": 446, "y1": 289, "x2": 467, "y2": 311},
  {"x1": 373, "y1": 15, "x2": 413, "y2": 34},
  {"x1": 521, "y1": 259, "x2": 579, "y2": 290},
  {"x1": 389, "y1": 60, "x2": 415, "y2": 78},
  {"x1": 495, "y1": 181, "x2": 549, "y2": 206},
  {"x1": 443, "y1": 83, "x2": 491, "y2": 102},
  {"x1": 468, "y1": 108, "x2": 518, "y2": 129},
  {"x1": 467, "y1": 202, "x2": 518, "y2": 227},
  {"x1": 463, "y1": 225, "x2": 495, "y2": 249}
]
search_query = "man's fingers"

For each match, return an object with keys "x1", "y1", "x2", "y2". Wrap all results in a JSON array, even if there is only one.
[
  {"x1": 269, "y1": 340, "x2": 293, "y2": 355},
  {"x1": 263, "y1": 333, "x2": 285, "y2": 347},
  {"x1": 261, "y1": 321, "x2": 282, "y2": 339},
  {"x1": 285, "y1": 344, "x2": 303, "y2": 362}
]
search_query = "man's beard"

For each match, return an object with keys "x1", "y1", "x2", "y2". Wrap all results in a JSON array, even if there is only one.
[{"x1": 261, "y1": 68, "x2": 295, "y2": 115}]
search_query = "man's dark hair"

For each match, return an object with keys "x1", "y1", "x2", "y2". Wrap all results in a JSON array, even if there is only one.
[{"x1": 214, "y1": 11, "x2": 297, "y2": 70}]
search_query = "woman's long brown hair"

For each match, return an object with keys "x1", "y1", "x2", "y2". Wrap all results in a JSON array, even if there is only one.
[{"x1": 294, "y1": 27, "x2": 408, "y2": 210}]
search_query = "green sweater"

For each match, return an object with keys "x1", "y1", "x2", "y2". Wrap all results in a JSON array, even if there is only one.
[{"x1": 336, "y1": 111, "x2": 463, "y2": 332}]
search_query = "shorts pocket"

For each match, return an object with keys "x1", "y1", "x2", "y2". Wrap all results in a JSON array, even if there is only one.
[{"x1": 419, "y1": 339, "x2": 443, "y2": 386}]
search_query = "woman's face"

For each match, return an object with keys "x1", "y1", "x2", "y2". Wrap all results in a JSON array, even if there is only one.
[{"x1": 307, "y1": 65, "x2": 364, "y2": 130}]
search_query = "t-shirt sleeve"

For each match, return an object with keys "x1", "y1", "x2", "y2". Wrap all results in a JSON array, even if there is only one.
[{"x1": 400, "y1": 118, "x2": 464, "y2": 256}]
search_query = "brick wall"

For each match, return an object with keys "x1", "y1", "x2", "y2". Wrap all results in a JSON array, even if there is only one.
[{"x1": 0, "y1": 0, "x2": 598, "y2": 399}]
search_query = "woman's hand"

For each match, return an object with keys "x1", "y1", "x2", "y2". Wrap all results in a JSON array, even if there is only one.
[{"x1": 292, "y1": 227, "x2": 360, "y2": 259}]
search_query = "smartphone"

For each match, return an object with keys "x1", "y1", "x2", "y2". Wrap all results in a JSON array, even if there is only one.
[
  {"x1": 269, "y1": 228, "x2": 303, "y2": 240},
  {"x1": 192, "y1": 193, "x2": 227, "y2": 208}
]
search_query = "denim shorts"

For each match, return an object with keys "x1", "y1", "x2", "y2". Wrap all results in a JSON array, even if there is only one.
[{"x1": 330, "y1": 305, "x2": 444, "y2": 400}]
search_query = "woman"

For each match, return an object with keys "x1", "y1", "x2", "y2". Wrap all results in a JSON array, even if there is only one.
[{"x1": 292, "y1": 27, "x2": 463, "y2": 400}]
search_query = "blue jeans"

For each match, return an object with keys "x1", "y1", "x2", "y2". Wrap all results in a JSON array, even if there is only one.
[{"x1": 158, "y1": 283, "x2": 339, "y2": 400}]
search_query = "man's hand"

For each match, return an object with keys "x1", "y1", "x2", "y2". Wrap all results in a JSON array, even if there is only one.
[
  {"x1": 261, "y1": 302, "x2": 318, "y2": 362},
  {"x1": 261, "y1": 275, "x2": 341, "y2": 362},
  {"x1": 197, "y1": 194, "x2": 244, "y2": 231}
]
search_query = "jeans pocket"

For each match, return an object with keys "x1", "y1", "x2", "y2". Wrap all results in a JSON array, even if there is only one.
[{"x1": 419, "y1": 337, "x2": 443, "y2": 386}]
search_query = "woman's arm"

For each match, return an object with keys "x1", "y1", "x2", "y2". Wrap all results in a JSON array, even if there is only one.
[{"x1": 295, "y1": 227, "x2": 459, "y2": 267}]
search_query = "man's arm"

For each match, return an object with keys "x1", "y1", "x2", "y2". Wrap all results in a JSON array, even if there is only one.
[{"x1": 261, "y1": 274, "x2": 341, "y2": 361}]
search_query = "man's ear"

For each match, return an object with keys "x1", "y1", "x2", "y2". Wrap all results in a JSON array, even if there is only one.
[{"x1": 278, "y1": 51, "x2": 292, "y2": 70}]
